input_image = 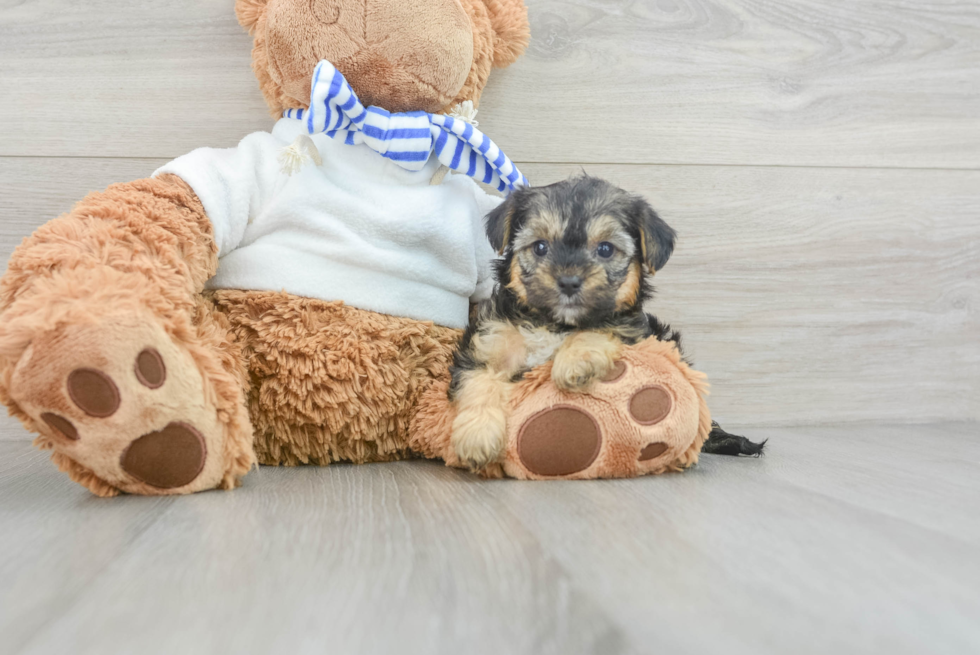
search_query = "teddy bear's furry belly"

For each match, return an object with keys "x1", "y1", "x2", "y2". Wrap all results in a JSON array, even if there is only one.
[{"x1": 207, "y1": 289, "x2": 461, "y2": 467}]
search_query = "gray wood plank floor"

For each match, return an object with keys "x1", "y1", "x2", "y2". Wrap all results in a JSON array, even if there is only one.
[{"x1": 1, "y1": 423, "x2": 979, "y2": 655}]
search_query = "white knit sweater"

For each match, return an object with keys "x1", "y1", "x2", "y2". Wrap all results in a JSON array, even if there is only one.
[{"x1": 154, "y1": 118, "x2": 501, "y2": 329}]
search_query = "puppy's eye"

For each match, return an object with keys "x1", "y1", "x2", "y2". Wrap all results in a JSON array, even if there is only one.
[
  {"x1": 596, "y1": 242, "x2": 615, "y2": 259},
  {"x1": 532, "y1": 240, "x2": 549, "y2": 257}
]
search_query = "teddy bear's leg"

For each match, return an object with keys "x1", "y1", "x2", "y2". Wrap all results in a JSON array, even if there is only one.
[
  {"x1": 411, "y1": 337, "x2": 713, "y2": 480},
  {"x1": 505, "y1": 339, "x2": 711, "y2": 478},
  {"x1": 0, "y1": 176, "x2": 255, "y2": 496},
  {"x1": 208, "y1": 290, "x2": 460, "y2": 467}
]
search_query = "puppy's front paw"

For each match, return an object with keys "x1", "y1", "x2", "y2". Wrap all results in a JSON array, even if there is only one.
[
  {"x1": 552, "y1": 333, "x2": 621, "y2": 392},
  {"x1": 451, "y1": 408, "x2": 507, "y2": 471},
  {"x1": 552, "y1": 356, "x2": 606, "y2": 392}
]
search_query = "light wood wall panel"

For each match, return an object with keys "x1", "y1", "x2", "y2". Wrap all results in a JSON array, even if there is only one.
[
  {"x1": 1, "y1": 157, "x2": 976, "y2": 437},
  {"x1": 523, "y1": 163, "x2": 980, "y2": 426},
  {"x1": 0, "y1": 1, "x2": 978, "y2": 167}
]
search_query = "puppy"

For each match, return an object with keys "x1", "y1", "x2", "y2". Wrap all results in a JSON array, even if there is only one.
[{"x1": 448, "y1": 175, "x2": 681, "y2": 470}]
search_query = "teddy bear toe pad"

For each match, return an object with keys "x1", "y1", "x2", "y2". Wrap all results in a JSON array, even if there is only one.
[
  {"x1": 40, "y1": 412, "x2": 79, "y2": 440},
  {"x1": 10, "y1": 314, "x2": 231, "y2": 495},
  {"x1": 66, "y1": 368, "x2": 121, "y2": 417},
  {"x1": 135, "y1": 347, "x2": 167, "y2": 389},
  {"x1": 629, "y1": 385, "x2": 673, "y2": 425}
]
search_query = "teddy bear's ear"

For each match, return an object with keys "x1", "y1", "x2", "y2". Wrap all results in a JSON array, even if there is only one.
[
  {"x1": 236, "y1": 0, "x2": 270, "y2": 34},
  {"x1": 483, "y1": 0, "x2": 531, "y2": 68}
]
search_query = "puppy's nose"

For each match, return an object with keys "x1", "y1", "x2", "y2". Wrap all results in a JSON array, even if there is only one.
[{"x1": 558, "y1": 275, "x2": 583, "y2": 296}]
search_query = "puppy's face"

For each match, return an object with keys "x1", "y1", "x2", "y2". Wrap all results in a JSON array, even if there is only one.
[{"x1": 486, "y1": 176, "x2": 676, "y2": 326}]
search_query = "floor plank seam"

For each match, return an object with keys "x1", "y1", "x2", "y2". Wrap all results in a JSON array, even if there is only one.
[{"x1": 1, "y1": 154, "x2": 979, "y2": 174}]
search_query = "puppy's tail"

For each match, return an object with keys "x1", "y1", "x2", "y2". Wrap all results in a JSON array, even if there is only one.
[{"x1": 701, "y1": 421, "x2": 766, "y2": 457}]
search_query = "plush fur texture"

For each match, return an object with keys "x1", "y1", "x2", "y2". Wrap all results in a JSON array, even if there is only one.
[
  {"x1": 208, "y1": 290, "x2": 459, "y2": 466},
  {"x1": 237, "y1": 0, "x2": 530, "y2": 116},
  {"x1": 0, "y1": 0, "x2": 761, "y2": 494},
  {"x1": 6, "y1": 0, "x2": 723, "y2": 496},
  {"x1": 0, "y1": 171, "x2": 462, "y2": 495}
]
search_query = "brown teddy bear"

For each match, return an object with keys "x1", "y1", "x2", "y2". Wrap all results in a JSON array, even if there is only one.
[
  {"x1": 0, "y1": 0, "x2": 532, "y2": 496},
  {"x1": 0, "y1": 0, "x2": 724, "y2": 496}
]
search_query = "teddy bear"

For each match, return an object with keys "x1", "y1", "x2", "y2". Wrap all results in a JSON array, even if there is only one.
[
  {"x1": 0, "y1": 0, "x2": 533, "y2": 496},
  {"x1": 0, "y1": 0, "x2": 735, "y2": 496}
]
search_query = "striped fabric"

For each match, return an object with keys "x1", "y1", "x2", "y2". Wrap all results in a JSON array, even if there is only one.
[{"x1": 283, "y1": 60, "x2": 528, "y2": 194}]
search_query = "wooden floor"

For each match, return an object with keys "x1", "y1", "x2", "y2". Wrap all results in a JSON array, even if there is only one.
[{"x1": 0, "y1": 423, "x2": 978, "y2": 655}]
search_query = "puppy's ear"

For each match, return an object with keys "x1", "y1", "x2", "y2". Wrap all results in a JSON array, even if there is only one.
[
  {"x1": 631, "y1": 197, "x2": 676, "y2": 272},
  {"x1": 485, "y1": 192, "x2": 520, "y2": 254}
]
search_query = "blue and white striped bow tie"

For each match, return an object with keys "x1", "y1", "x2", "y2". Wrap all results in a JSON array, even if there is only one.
[{"x1": 282, "y1": 60, "x2": 528, "y2": 194}]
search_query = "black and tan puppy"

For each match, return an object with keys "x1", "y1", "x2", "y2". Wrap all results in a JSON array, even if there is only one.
[
  {"x1": 448, "y1": 175, "x2": 683, "y2": 469},
  {"x1": 450, "y1": 175, "x2": 765, "y2": 469}
]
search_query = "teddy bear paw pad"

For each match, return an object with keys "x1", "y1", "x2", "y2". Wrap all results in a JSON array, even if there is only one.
[
  {"x1": 121, "y1": 422, "x2": 207, "y2": 489},
  {"x1": 628, "y1": 385, "x2": 672, "y2": 425},
  {"x1": 134, "y1": 348, "x2": 166, "y2": 388},
  {"x1": 41, "y1": 413, "x2": 79, "y2": 440},
  {"x1": 517, "y1": 406, "x2": 601, "y2": 476},
  {"x1": 638, "y1": 442, "x2": 669, "y2": 461},
  {"x1": 500, "y1": 351, "x2": 703, "y2": 480}
]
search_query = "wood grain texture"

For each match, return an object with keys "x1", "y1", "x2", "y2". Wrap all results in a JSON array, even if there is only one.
[
  {"x1": 522, "y1": 163, "x2": 980, "y2": 425},
  {"x1": 1, "y1": 157, "x2": 976, "y2": 434},
  {"x1": 2, "y1": 423, "x2": 979, "y2": 655},
  {"x1": 1, "y1": 0, "x2": 978, "y2": 167},
  {"x1": 0, "y1": 443, "x2": 621, "y2": 655},
  {"x1": 0, "y1": 157, "x2": 166, "y2": 275},
  {"x1": 482, "y1": 422, "x2": 980, "y2": 655}
]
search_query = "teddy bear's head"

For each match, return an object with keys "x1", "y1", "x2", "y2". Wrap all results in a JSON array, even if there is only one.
[{"x1": 236, "y1": 0, "x2": 529, "y2": 116}]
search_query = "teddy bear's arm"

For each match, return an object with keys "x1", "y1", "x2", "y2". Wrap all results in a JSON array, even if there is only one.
[
  {"x1": 152, "y1": 131, "x2": 287, "y2": 258},
  {"x1": 0, "y1": 175, "x2": 218, "y2": 414},
  {"x1": 0, "y1": 175, "x2": 216, "y2": 317}
]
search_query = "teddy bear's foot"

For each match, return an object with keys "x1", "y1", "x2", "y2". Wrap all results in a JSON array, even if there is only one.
[
  {"x1": 500, "y1": 341, "x2": 711, "y2": 480},
  {"x1": 411, "y1": 338, "x2": 712, "y2": 480},
  {"x1": 8, "y1": 312, "x2": 251, "y2": 496}
]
